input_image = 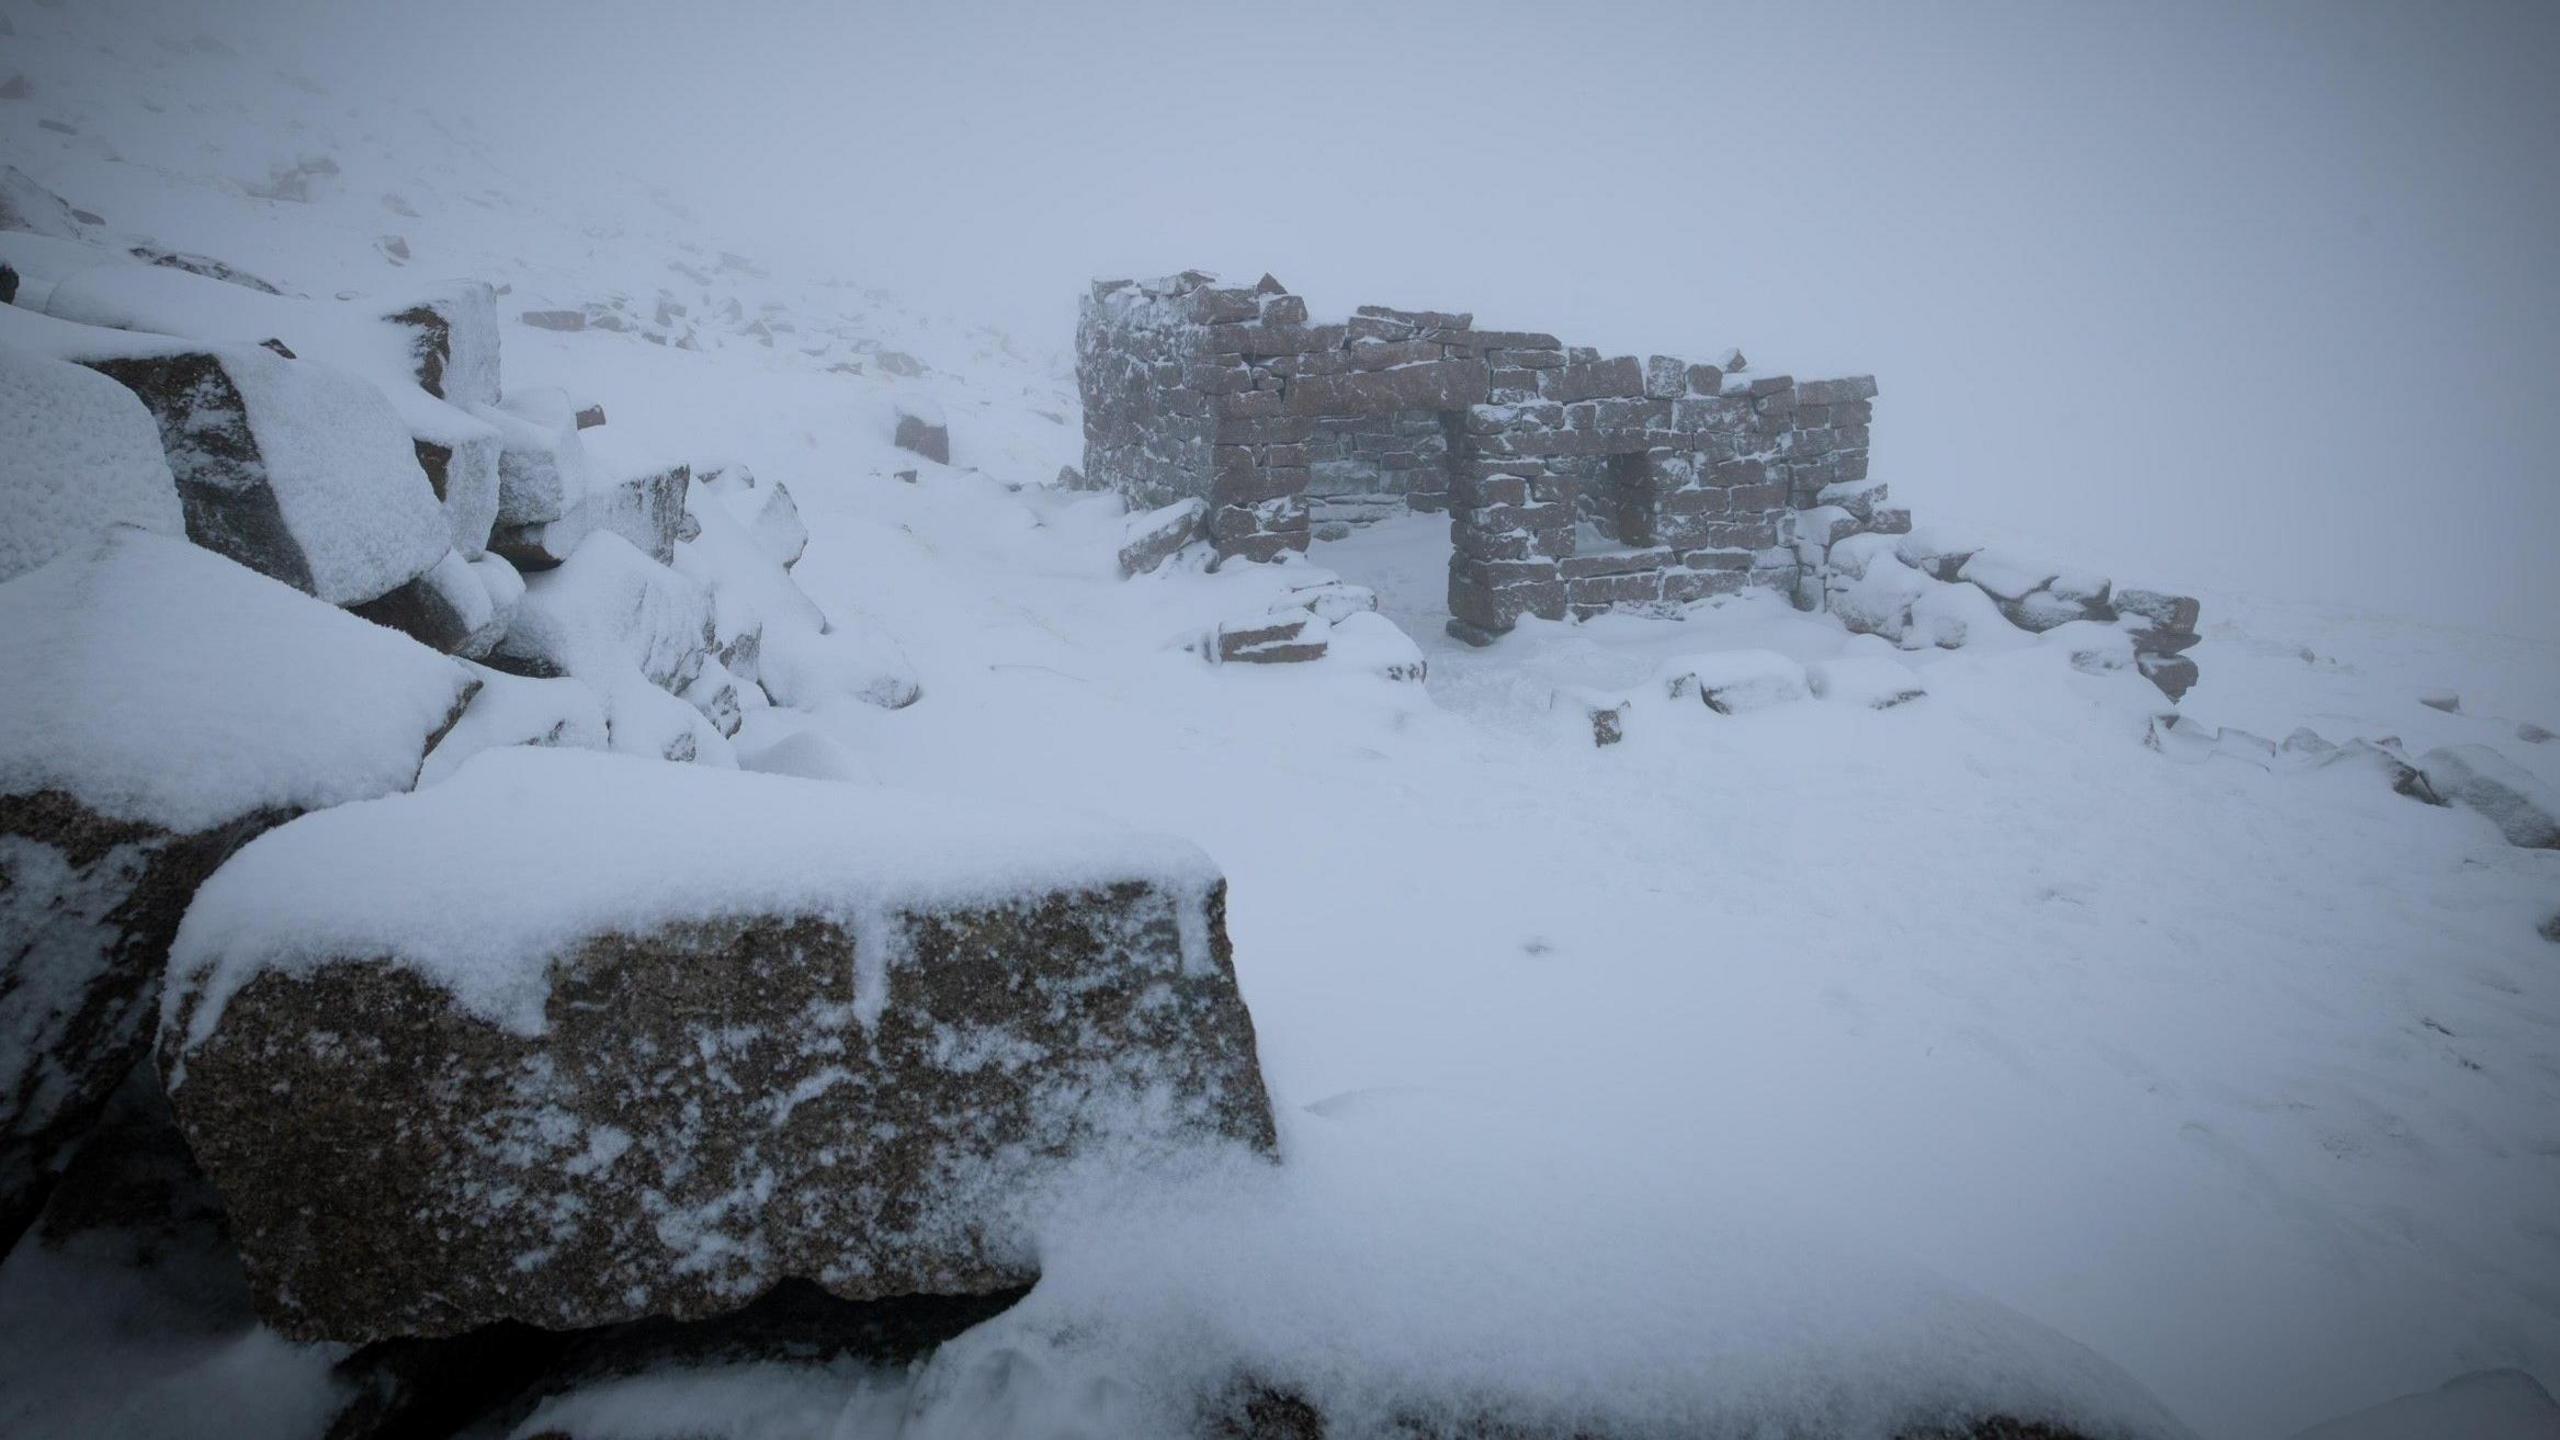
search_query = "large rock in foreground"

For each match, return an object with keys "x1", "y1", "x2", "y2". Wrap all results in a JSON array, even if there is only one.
[
  {"x1": 161, "y1": 747, "x2": 1277, "y2": 1344},
  {"x1": 0, "y1": 531, "x2": 474, "y2": 1252}
]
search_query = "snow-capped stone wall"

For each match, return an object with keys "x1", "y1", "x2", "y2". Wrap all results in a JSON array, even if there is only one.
[
  {"x1": 1078, "y1": 270, "x2": 2203, "y2": 699},
  {"x1": 1074, "y1": 273, "x2": 1887, "y2": 638}
]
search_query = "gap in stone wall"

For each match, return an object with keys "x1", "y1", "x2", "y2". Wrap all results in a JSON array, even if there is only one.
[{"x1": 1306, "y1": 409, "x2": 1450, "y2": 534}]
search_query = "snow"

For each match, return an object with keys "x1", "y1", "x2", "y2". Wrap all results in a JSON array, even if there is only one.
[
  {"x1": 2287, "y1": 1369, "x2": 2560, "y2": 1440},
  {"x1": 417, "y1": 666, "x2": 608, "y2": 786},
  {"x1": 163, "y1": 745, "x2": 1225, "y2": 1058},
  {"x1": 0, "y1": 530, "x2": 472, "y2": 833},
  {"x1": 1808, "y1": 650, "x2": 1928, "y2": 708},
  {"x1": 0, "y1": 347, "x2": 184, "y2": 584},
  {"x1": 495, "y1": 530, "x2": 711, "y2": 688},
  {"x1": 6, "y1": 7, "x2": 2559, "y2": 1433},
  {"x1": 1658, "y1": 648, "x2": 1810, "y2": 713}
]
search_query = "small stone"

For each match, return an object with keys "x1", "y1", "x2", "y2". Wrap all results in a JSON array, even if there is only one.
[
  {"x1": 2418, "y1": 690, "x2": 2461, "y2": 714},
  {"x1": 2520, "y1": 723, "x2": 2554, "y2": 745},
  {"x1": 574, "y1": 403, "x2": 606, "y2": 430},
  {"x1": 517, "y1": 309, "x2": 586, "y2": 331},
  {"x1": 892, "y1": 399, "x2": 951, "y2": 464}
]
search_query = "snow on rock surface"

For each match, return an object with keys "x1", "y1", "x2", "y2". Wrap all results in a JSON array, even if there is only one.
[
  {"x1": 0, "y1": 346, "x2": 183, "y2": 583},
  {"x1": 0, "y1": 530, "x2": 471, "y2": 1253},
  {"x1": 1809, "y1": 652, "x2": 1928, "y2": 709},
  {"x1": 41, "y1": 259, "x2": 509, "y2": 563},
  {"x1": 417, "y1": 666, "x2": 608, "y2": 786},
  {"x1": 1659, "y1": 649, "x2": 1811, "y2": 714},
  {"x1": 159, "y1": 746, "x2": 1275, "y2": 1342},
  {"x1": 492, "y1": 530, "x2": 712, "y2": 690},
  {"x1": 1, "y1": 302, "x2": 450, "y2": 605},
  {"x1": 0, "y1": 531, "x2": 474, "y2": 832},
  {"x1": 2416, "y1": 744, "x2": 2560, "y2": 849}
]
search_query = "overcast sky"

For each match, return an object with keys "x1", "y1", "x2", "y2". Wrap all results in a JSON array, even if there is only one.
[{"x1": 244, "y1": 0, "x2": 2560, "y2": 638}]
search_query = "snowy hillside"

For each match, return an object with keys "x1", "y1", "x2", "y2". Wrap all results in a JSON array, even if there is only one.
[{"x1": 3, "y1": 5, "x2": 2558, "y2": 1440}]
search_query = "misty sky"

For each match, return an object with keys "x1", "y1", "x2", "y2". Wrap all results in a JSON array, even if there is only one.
[{"x1": 228, "y1": 0, "x2": 2560, "y2": 639}]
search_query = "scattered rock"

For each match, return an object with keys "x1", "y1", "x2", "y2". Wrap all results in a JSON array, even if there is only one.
[
  {"x1": 574, "y1": 403, "x2": 606, "y2": 429},
  {"x1": 875, "y1": 349, "x2": 925, "y2": 378},
  {"x1": 1216, "y1": 614, "x2": 1330, "y2": 664},
  {"x1": 895, "y1": 467, "x2": 919, "y2": 484},
  {"x1": 2520, "y1": 723, "x2": 2553, "y2": 745},
  {"x1": 1661, "y1": 650, "x2": 1809, "y2": 715},
  {"x1": 696, "y1": 464, "x2": 807, "y2": 571},
  {"x1": 2139, "y1": 653, "x2": 2200, "y2": 703},
  {"x1": 377, "y1": 235, "x2": 409, "y2": 263},
  {"x1": 0, "y1": 532, "x2": 473, "y2": 1249},
  {"x1": 161, "y1": 748, "x2": 1277, "y2": 1342},
  {"x1": 2417, "y1": 691, "x2": 2461, "y2": 715},
  {"x1": 2417, "y1": 745, "x2": 2560, "y2": 849},
  {"x1": 0, "y1": 346, "x2": 185, "y2": 583},
  {"x1": 1119, "y1": 498, "x2": 1206, "y2": 578},
  {"x1": 1056, "y1": 463, "x2": 1092, "y2": 490},
  {"x1": 519, "y1": 309, "x2": 587, "y2": 331},
  {"x1": 892, "y1": 397, "x2": 951, "y2": 464}
]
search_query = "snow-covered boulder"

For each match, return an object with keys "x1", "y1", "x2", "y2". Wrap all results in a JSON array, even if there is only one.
[
  {"x1": 581, "y1": 434, "x2": 691, "y2": 565},
  {"x1": 2417, "y1": 745, "x2": 2560, "y2": 849},
  {"x1": 380, "y1": 279, "x2": 499, "y2": 409},
  {"x1": 697, "y1": 463, "x2": 808, "y2": 571},
  {"x1": 491, "y1": 530, "x2": 713, "y2": 691},
  {"x1": 159, "y1": 747, "x2": 1278, "y2": 1343},
  {"x1": 0, "y1": 532, "x2": 473, "y2": 1249},
  {"x1": 480, "y1": 386, "x2": 596, "y2": 567},
  {"x1": 892, "y1": 396, "x2": 952, "y2": 465},
  {"x1": 1808, "y1": 653, "x2": 1927, "y2": 709},
  {"x1": 40, "y1": 260, "x2": 509, "y2": 562},
  {"x1": 1660, "y1": 650, "x2": 1809, "y2": 714},
  {"x1": 0, "y1": 346, "x2": 184, "y2": 583},
  {"x1": 1118, "y1": 498, "x2": 1205, "y2": 578},
  {"x1": 3, "y1": 304, "x2": 450, "y2": 606},
  {"x1": 417, "y1": 666, "x2": 608, "y2": 786},
  {"x1": 348, "y1": 546, "x2": 503, "y2": 657},
  {"x1": 1326, "y1": 611, "x2": 1427, "y2": 683},
  {"x1": 676, "y1": 478, "x2": 920, "y2": 710}
]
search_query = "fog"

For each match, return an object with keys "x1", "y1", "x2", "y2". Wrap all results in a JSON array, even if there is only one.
[{"x1": 234, "y1": 0, "x2": 2560, "y2": 639}]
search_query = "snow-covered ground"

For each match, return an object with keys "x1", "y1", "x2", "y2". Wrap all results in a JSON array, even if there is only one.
[{"x1": 5, "y1": 4, "x2": 2559, "y2": 1437}]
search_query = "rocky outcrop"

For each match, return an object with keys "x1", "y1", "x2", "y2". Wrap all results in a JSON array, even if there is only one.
[
  {"x1": 161, "y1": 749, "x2": 1278, "y2": 1343},
  {"x1": 0, "y1": 532, "x2": 473, "y2": 1251}
]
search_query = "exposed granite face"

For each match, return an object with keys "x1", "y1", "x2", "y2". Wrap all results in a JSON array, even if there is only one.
[
  {"x1": 0, "y1": 793, "x2": 290, "y2": 1254},
  {"x1": 166, "y1": 881, "x2": 1278, "y2": 1344}
]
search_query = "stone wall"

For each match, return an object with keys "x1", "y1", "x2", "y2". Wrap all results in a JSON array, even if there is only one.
[
  {"x1": 1076, "y1": 272, "x2": 2196, "y2": 698},
  {"x1": 1305, "y1": 409, "x2": 1449, "y2": 532}
]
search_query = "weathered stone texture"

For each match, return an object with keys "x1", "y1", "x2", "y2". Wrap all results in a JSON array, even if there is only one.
[{"x1": 168, "y1": 882, "x2": 1278, "y2": 1343}]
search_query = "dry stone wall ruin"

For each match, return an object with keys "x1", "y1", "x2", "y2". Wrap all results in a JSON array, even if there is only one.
[{"x1": 1078, "y1": 271, "x2": 2201, "y2": 697}]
